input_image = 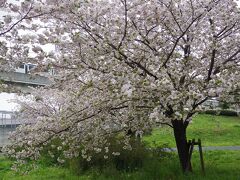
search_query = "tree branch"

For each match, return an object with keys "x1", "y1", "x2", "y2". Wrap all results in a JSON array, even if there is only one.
[
  {"x1": 118, "y1": 0, "x2": 128, "y2": 49},
  {"x1": 156, "y1": 122, "x2": 173, "y2": 128},
  {"x1": 162, "y1": 13, "x2": 203, "y2": 67},
  {"x1": 0, "y1": 4, "x2": 33, "y2": 36}
]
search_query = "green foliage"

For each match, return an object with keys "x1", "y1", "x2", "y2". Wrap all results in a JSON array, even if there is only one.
[
  {"x1": 38, "y1": 136, "x2": 173, "y2": 176},
  {"x1": 219, "y1": 109, "x2": 238, "y2": 116},
  {"x1": 67, "y1": 138, "x2": 153, "y2": 173},
  {"x1": 219, "y1": 101, "x2": 230, "y2": 110},
  {"x1": 38, "y1": 138, "x2": 66, "y2": 167},
  {"x1": 204, "y1": 109, "x2": 238, "y2": 116},
  {"x1": 112, "y1": 141, "x2": 146, "y2": 171},
  {"x1": 0, "y1": 156, "x2": 12, "y2": 178},
  {"x1": 204, "y1": 109, "x2": 218, "y2": 115}
]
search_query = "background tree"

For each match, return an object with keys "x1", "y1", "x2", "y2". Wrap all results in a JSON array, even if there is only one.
[
  {"x1": 3, "y1": 0, "x2": 240, "y2": 172},
  {"x1": 0, "y1": 0, "x2": 35, "y2": 70}
]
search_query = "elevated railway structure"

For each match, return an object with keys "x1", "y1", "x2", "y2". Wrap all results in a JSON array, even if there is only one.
[
  {"x1": 0, "y1": 71, "x2": 51, "y2": 92},
  {"x1": 0, "y1": 64, "x2": 52, "y2": 149}
]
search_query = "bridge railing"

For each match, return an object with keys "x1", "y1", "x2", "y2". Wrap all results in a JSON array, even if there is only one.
[
  {"x1": 0, "y1": 111, "x2": 20, "y2": 128},
  {"x1": 0, "y1": 111, "x2": 21, "y2": 148}
]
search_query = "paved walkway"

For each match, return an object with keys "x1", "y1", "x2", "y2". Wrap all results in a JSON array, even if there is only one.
[
  {"x1": 201, "y1": 146, "x2": 240, "y2": 151},
  {"x1": 163, "y1": 146, "x2": 240, "y2": 152}
]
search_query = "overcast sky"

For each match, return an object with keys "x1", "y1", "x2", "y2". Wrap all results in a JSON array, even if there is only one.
[{"x1": 0, "y1": 93, "x2": 19, "y2": 111}]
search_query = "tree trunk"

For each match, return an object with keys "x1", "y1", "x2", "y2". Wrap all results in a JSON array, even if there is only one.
[{"x1": 171, "y1": 120, "x2": 192, "y2": 172}]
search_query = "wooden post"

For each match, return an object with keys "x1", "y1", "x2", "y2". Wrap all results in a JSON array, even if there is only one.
[
  {"x1": 189, "y1": 139, "x2": 195, "y2": 159},
  {"x1": 198, "y1": 139, "x2": 205, "y2": 175},
  {"x1": 186, "y1": 140, "x2": 192, "y2": 170},
  {"x1": 187, "y1": 140, "x2": 191, "y2": 150},
  {"x1": 186, "y1": 139, "x2": 195, "y2": 171}
]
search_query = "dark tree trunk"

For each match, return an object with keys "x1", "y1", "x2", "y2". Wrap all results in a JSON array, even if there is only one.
[{"x1": 171, "y1": 120, "x2": 192, "y2": 172}]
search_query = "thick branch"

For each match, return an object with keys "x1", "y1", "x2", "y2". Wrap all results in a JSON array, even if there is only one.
[
  {"x1": 156, "y1": 122, "x2": 173, "y2": 128},
  {"x1": 207, "y1": 49, "x2": 216, "y2": 81}
]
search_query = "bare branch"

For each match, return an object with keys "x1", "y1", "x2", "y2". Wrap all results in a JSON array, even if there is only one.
[
  {"x1": 118, "y1": 0, "x2": 128, "y2": 49},
  {"x1": 162, "y1": 13, "x2": 203, "y2": 67},
  {"x1": 0, "y1": 5, "x2": 33, "y2": 36},
  {"x1": 223, "y1": 49, "x2": 240, "y2": 64}
]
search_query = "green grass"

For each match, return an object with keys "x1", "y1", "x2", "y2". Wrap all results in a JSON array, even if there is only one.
[
  {"x1": 1, "y1": 151, "x2": 240, "y2": 179},
  {"x1": 0, "y1": 114, "x2": 240, "y2": 179},
  {"x1": 143, "y1": 114, "x2": 240, "y2": 147}
]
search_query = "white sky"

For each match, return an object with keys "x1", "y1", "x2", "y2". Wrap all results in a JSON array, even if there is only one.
[{"x1": 0, "y1": 93, "x2": 19, "y2": 111}]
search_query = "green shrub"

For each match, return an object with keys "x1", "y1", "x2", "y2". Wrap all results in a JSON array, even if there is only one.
[
  {"x1": 205, "y1": 109, "x2": 218, "y2": 115},
  {"x1": 204, "y1": 109, "x2": 238, "y2": 116},
  {"x1": 113, "y1": 139, "x2": 148, "y2": 171},
  {"x1": 66, "y1": 137, "x2": 173, "y2": 175},
  {"x1": 38, "y1": 138, "x2": 66, "y2": 167},
  {"x1": 219, "y1": 101, "x2": 230, "y2": 110},
  {"x1": 35, "y1": 134, "x2": 172, "y2": 175},
  {"x1": 219, "y1": 109, "x2": 238, "y2": 116},
  {"x1": 67, "y1": 138, "x2": 150, "y2": 174}
]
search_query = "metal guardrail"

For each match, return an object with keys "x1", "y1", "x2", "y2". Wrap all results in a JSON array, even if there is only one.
[
  {"x1": 0, "y1": 111, "x2": 19, "y2": 147},
  {"x1": 0, "y1": 111, "x2": 20, "y2": 127}
]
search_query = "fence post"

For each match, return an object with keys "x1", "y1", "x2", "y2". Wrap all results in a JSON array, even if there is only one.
[
  {"x1": 186, "y1": 139, "x2": 195, "y2": 171},
  {"x1": 198, "y1": 139, "x2": 205, "y2": 175}
]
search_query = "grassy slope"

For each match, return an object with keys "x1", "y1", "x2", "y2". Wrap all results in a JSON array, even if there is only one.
[
  {"x1": 1, "y1": 151, "x2": 240, "y2": 179},
  {"x1": 143, "y1": 114, "x2": 240, "y2": 147}
]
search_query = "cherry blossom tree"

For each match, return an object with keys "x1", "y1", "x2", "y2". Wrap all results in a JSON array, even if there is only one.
[{"x1": 3, "y1": 0, "x2": 240, "y2": 172}]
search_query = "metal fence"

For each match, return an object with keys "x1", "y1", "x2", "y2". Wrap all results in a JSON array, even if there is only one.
[{"x1": 0, "y1": 111, "x2": 19, "y2": 147}]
